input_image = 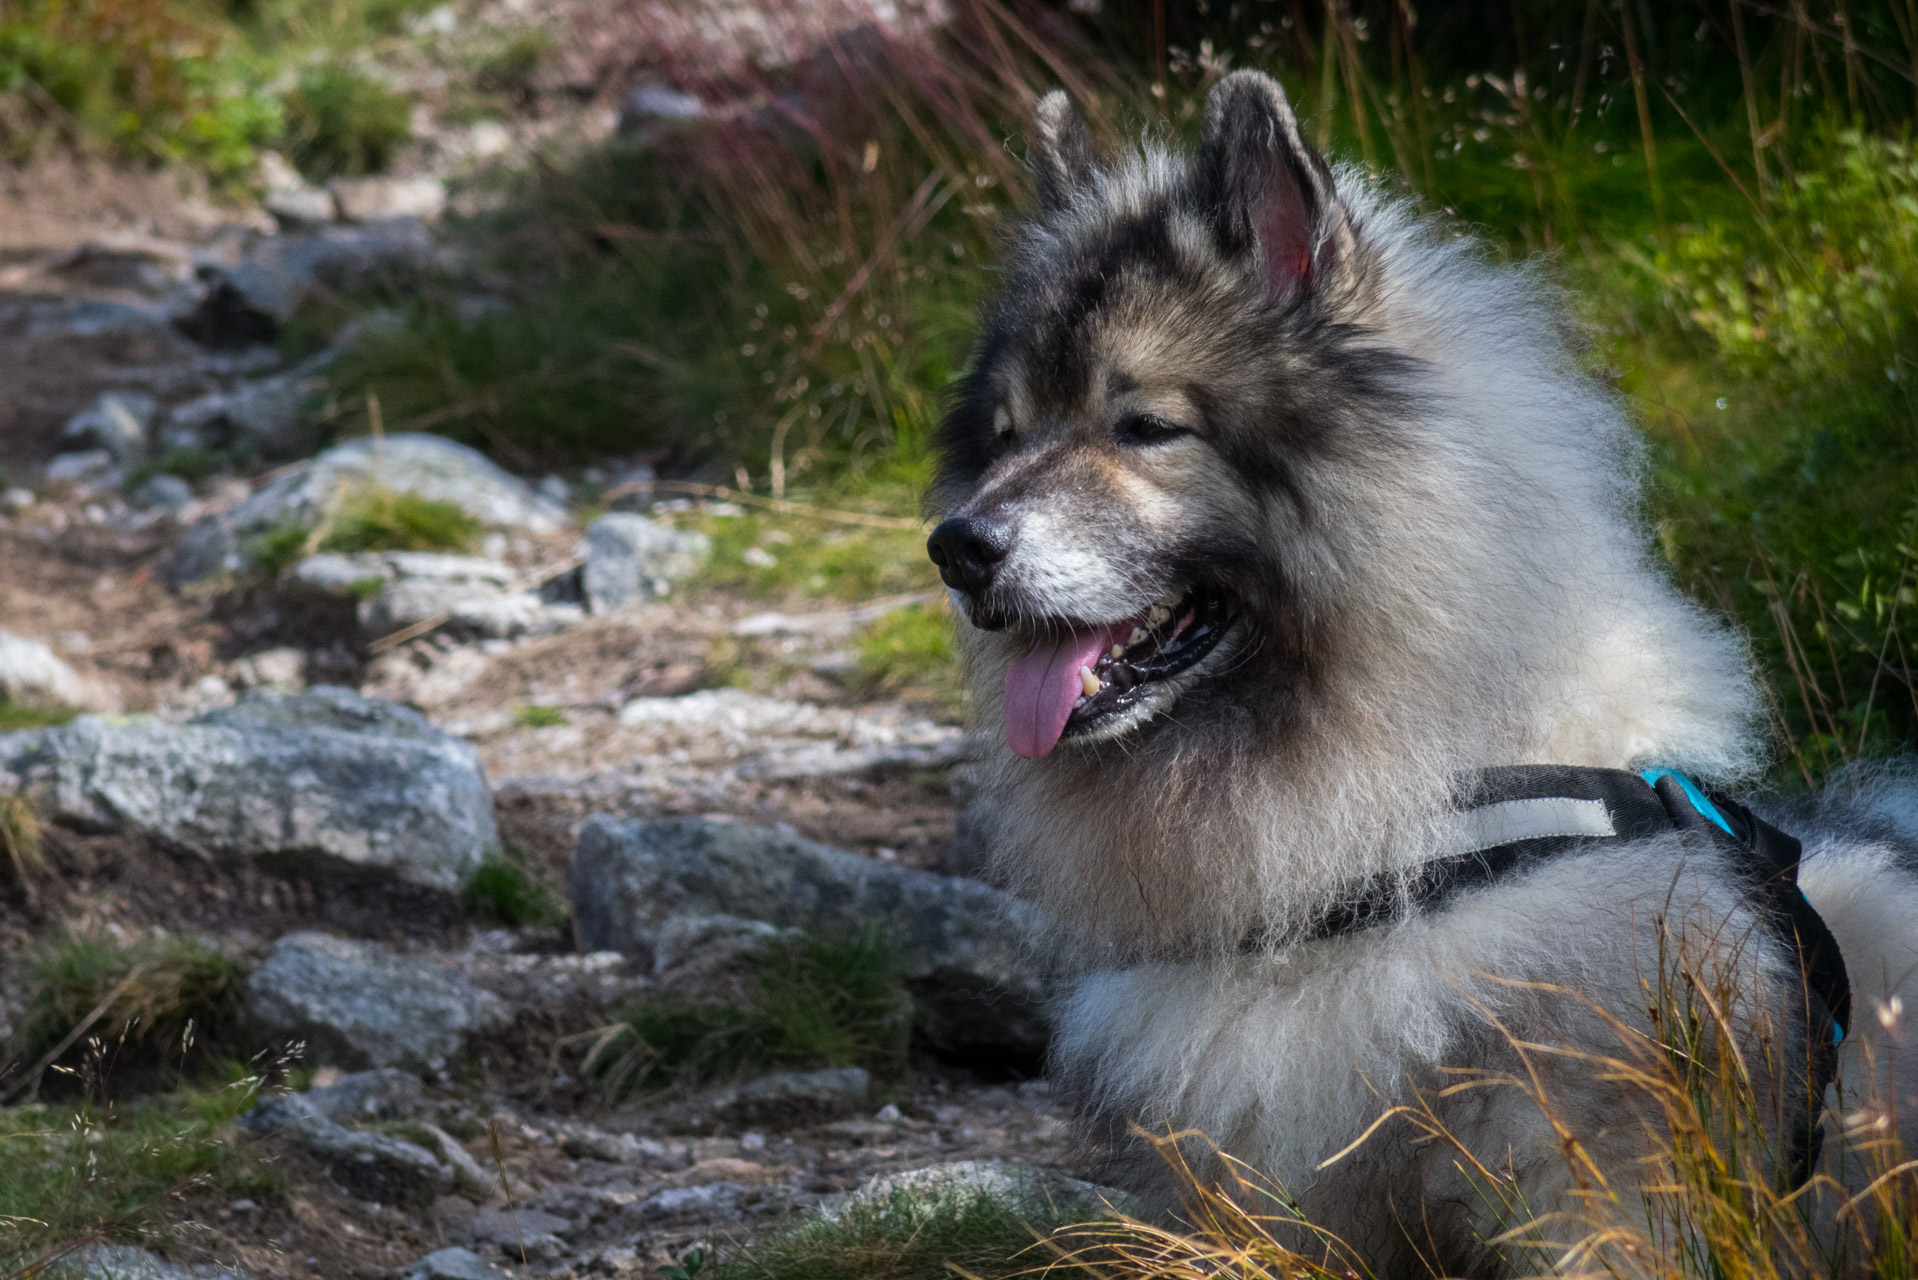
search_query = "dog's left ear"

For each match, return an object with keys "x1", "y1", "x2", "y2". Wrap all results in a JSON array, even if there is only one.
[
  {"x1": 1032, "y1": 90, "x2": 1098, "y2": 213},
  {"x1": 1196, "y1": 71, "x2": 1352, "y2": 306}
]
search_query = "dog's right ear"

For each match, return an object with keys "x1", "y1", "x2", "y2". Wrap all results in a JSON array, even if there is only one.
[
  {"x1": 1196, "y1": 70, "x2": 1351, "y2": 306},
  {"x1": 1032, "y1": 90, "x2": 1097, "y2": 213}
]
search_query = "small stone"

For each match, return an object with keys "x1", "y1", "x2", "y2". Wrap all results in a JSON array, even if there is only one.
[
  {"x1": 331, "y1": 175, "x2": 447, "y2": 223},
  {"x1": 61, "y1": 392, "x2": 156, "y2": 463},
  {"x1": 302, "y1": 1067, "x2": 424, "y2": 1123},
  {"x1": 230, "y1": 647, "x2": 305, "y2": 690},
  {"x1": 874, "y1": 1104, "x2": 903, "y2": 1124},
  {"x1": 706, "y1": 1067, "x2": 870, "y2": 1127},
  {"x1": 0, "y1": 630, "x2": 115, "y2": 712},
  {"x1": 401, "y1": 1247, "x2": 511, "y2": 1280},
  {"x1": 582, "y1": 513, "x2": 709, "y2": 614},
  {"x1": 739, "y1": 1130, "x2": 767, "y2": 1151},
  {"x1": 131, "y1": 473, "x2": 195, "y2": 512},
  {"x1": 242, "y1": 1093, "x2": 456, "y2": 1205},
  {"x1": 45, "y1": 449, "x2": 117, "y2": 485}
]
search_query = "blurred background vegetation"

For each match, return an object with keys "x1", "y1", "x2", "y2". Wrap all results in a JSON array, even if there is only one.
[{"x1": 6, "y1": 0, "x2": 1917, "y2": 784}]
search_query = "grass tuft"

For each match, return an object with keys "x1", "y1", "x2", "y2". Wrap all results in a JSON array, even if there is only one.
[
  {"x1": 721, "y1": 1183, "x2": 1101, "y2": 1280},
  {"x1": 579, "y1": 925, "x2": 911, "y2": 1097},
  {"x1": 16, "y1": 933, "x2": 250, "y2": 1093},
  {"x1": 512, "y1": 703, "x2": 567, "y2": 729},
  {"x1": 0, "y1": 700, "x2": 76, "y2": 732},
  {"x1": 461, "y1": 845, "x2": 567, "y2": 931},
  {"x1": 280, "y1": 59, "x2": 411, "y2": 181},
  {"x1": 0, "y1": 791, "x2": 44, "y2": 898},
  {"x1": 252, "y1": 482, "x2": 481, "y2": 577}
]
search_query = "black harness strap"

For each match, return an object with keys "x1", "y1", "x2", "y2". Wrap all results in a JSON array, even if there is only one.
[{"x1": 1269, "y1": 765, "x2": 1850, "y2": 1188}]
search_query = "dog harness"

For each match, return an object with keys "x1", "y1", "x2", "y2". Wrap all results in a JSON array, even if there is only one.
[{"x1": 1286, "y1": 765, "x2": 1850, "y2": 1187}]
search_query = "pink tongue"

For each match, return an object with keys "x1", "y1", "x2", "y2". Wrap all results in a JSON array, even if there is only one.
[{"x1": 1005, "y1": 625, "x2": 1121, "y2": 759}]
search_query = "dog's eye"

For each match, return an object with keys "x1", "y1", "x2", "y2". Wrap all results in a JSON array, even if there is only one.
[{"x1": 1115, "y1": 414, "x2": 1190, "y2": 446}]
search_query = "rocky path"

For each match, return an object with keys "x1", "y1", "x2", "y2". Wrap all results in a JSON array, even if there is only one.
[{"x1": 0, "y1": 188, "x2": 1107, "y2": 1279}]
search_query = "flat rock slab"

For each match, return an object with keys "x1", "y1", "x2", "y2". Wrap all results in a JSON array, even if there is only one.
[
  {"x1": 0, "y1": 686, "x2": 497, "y2": 892},
  {"x1": 166, "y1": 433, "x2": 568, "y2": 584},
  {"x1": 246, "y1": 932, "x2": 511, "y2": 1071},
  {"x1": 568, "y1": 815, "x2": 1051, "y2": 1060}
]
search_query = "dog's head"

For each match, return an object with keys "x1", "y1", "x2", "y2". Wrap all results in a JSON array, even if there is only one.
[{"x1": 930, "y1": 71, "x2": 1418, "y2": 761}]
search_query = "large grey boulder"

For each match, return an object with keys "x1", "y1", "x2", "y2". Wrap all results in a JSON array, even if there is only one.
[
  {"x1": 211, "y1": 219, "x2": 442, "y2": 323},
  {"x1": 837, "y1": 1160, "x2": 1138, "y2": 1222},
  {"x1": 166, "y1": 434, "x2": 569, "y2": 585},
  {"x1": 244, "y1": 932, "x2": 511, "y2": 1071},
  {"x1": 0, "y1": 686, "x2": 497, "y2": 891},
  {"x1": 163, "y1": 352, "x2": 333, "y2": 458},
  {"x1": 569, "y1": 816, "x2": 1051, "y2": 1058},
  {"x1": 293, "y1": 551, "x2": 581, "y2": 639},
  {"x1": 582, "y1": 512, "x2": 709, "y2": 612},
  {"x1": 241, "y1": 1092, "x2": 478, "y2": 1203}
]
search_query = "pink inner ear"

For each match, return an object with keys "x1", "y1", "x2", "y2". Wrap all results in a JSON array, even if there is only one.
[{"x1": 1254, "y1": 165, "x2": 1315, "y2": 305}]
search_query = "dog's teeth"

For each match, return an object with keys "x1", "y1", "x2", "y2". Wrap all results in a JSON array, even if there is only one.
[
  {"x1": 1080, "y1": 667, "x2": 1101, "y2": 697},
  {"x1": 1146, "y1": 605, "x2": 1170, "y2": 628},
  {"x1": 1110, "y1": 643, "x2": 1125, "y2": 660},
  {"x1": 1155, "y1": 589, "x2": 1182, "y2": 608},
  {"x1": 1128, "y1": 627, "x2": 1148, "y2": 646}
]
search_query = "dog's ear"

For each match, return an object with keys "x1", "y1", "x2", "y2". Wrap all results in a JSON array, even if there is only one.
[
  {"x1": 1196, "y1": 70, "x2": 1350, "y2": 305},
  {"x1": 1032, "y1": 90, "x2": 1098, "y2": 213}
]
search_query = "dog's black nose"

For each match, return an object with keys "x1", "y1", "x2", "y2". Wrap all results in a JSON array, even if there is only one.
[{"x1": 927, "y1": 516, "x2": 1012, "y2": 596}]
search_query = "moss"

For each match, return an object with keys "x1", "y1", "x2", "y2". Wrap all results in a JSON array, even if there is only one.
[{"x1": 461, "y1": 846, "x2": 568, "y2": 930}]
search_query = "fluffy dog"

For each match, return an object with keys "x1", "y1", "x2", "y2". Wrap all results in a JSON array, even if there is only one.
[{"x1": 926, "y1": 69, "x2": 1918, "y2": 1273}]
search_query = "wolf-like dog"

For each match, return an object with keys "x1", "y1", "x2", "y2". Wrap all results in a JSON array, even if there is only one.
[{"x1": 926, "y1": 70, "x2": 1918, "y2": 1273}]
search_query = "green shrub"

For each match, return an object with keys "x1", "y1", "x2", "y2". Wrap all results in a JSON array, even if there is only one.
[
  {"x1": 462, "y1": 846, "x2": 567, "y2": 930},
  {"x1": 580, "y1": 925, "x2": 912, "y2": 1096},
  {"x1": 281, "y1": 59, "x2": 410, "y2": 180},
  {"x1": 512, "y1": 703, "x2": 567, "y2": 729}
]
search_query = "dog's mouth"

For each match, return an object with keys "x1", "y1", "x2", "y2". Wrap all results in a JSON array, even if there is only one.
[{"x1": 1003, "y1": 584, "x2": 1236, "y2": 759}]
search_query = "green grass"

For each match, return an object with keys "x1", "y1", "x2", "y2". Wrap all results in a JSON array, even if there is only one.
[
  {"x1": 580, "y1": 925, "x2": 912, "y2": 1097},
  {"x1": 0, "y1": 701, "x2": 77, "y2": 732},
  {"x1": 0, "y1": 1078, "x2": 278, "y2": 1271},
  {"x1": 855, "y1": 603, "x2": 963, "y2": 714},
  {"x1": 252, "y1": 483, "x2": 481, "y2": 577},
  {"x1": 690, "y1": 508, "x2": 932, "y2": 604},
  {"x1": 461, "y1": 845, "x2": 567, "y2": 930},
  {"x1": 511, "y1": 703, "x2": 567, "y2": 729},
  {"x1": 280, "y1": 58, "x2": 410, "y2": 181},
  {"x1": 16, "y1": 933, "x2": 250, "y2": 1092},
  {"x1": 718, "y1": 1184, "x2": 1102, "y2": 1280}
]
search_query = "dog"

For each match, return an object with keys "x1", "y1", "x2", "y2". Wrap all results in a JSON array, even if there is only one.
[{"x1": 926, "y1": 69, "x2": 1918, "y2": 1273}]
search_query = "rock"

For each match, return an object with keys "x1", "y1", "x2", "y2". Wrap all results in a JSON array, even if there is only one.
[
  {"x1": 228, "y1": 647, "x2": 305, "y2": 690},
  {"x1": 331, "y1": 176, "x2": 447, "y2": 223},
  {"x1": 257, "y1": 151, "x2": 337, "y2": 226},
  {"x1": 463, "y1": 1206, "x2": 573, "y2": 1256},
  {"x1": 582, "y1": 513, "x2": 709, "y2": 613},
  {"x1": 0, "y1": 630, "x2": 115, "y2": 711},
  {"x1": 292, "y1": 552, "x2": 579, "y2": 640},
  {"x1": 131, "y1": 472, "x2": 196, "y2": 512},
  {"x1": 840, "y1": 1159, "x2": 1137, "y2": 1221},
  {"x1": 706, "y1": 1067, "x2": 870, "y2": 1127},
  {"x1": 166, "y1": 434, "x2": 568, "y2": 586},
  {"x1": 164, "y1": 347, "x2": 336, "y2": 459},
  {"x1": 207, "y1": 219, "x2": 441, "y2": 324},
  {"x1": 0, "y1": 686, "x2": 498, "y2": 891},
  {"x1": 634, "y1": 1182, "x2": 744, "y2": 1222},
  {"x1": 244, "y1": 932, "x2": 510, "y2": 1071},
  {"x1": 650, "y1": 913, "x2": 798, "y2": 975},
  {"x1": 568, "y1": 816, "x2": 1051, "y2": 1060},
  {"x1": 623, "y1": 83, "x2": 704, "y2": 122},
  {"x1": 47, "y1": 1245, "x2": 252, "y2": 1279},
  {"x1": 45, "y1": 449, "x2": 118, "y2": 485},
  {"x1": 242, "y1": 1093, "x2": 455, "y2": 1204},
  {"x1": 61, "y1": 391, "x2": 156, "y2": 463},
  {"x1": 302, "y1": 1066, "x2": 424, "y2": 1123},
  {"x1": 401, "y1": 1247, "x2": 512, "y2": 1280}
]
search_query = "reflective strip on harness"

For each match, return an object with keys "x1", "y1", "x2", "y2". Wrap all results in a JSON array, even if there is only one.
[{"x1": 1436, "y1": 796, "x2": 1616, "y2": 858}]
